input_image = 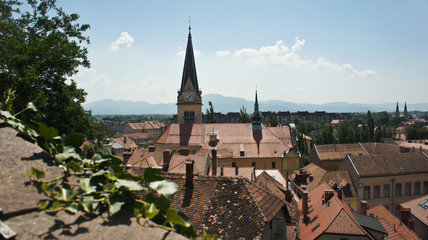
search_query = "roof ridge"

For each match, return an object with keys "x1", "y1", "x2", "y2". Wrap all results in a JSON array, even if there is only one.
[
  {"x1": 246, "y1": 177, "x2": 286, "y2": 204},
  {"x1": 242, "y1": 180, "x2": 269, "y2": 224}
]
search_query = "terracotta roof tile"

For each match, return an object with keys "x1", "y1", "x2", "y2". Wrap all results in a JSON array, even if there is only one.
[
  {"x1": 298, "y1": 182, "x2": 371, "y2": 240},
  {"x1": 348, "y1": 151, "x2": 428, "y2": 177},
  {"x1": 315, "y1": 143, "x2": 368, "y2": 161},
  {"x1": 139, "y1": 174, "x2": 288, "y2": 239},
  {"x1": 400, "y1": 195, "x2": 428, "y2": 227},
  {"x1": 126, "y1": 148, "x2": 163, "y2": 168},
  {"x1": 367, "y1": 205, "x2": 421, "y2": 240},
  {"x1": 157, "y1": 123, "x2": 293, "y2": 158}
]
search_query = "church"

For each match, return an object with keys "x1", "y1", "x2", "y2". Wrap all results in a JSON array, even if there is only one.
[{"x1": 156, "y1": 27, "x2": 300, "y2": 176}]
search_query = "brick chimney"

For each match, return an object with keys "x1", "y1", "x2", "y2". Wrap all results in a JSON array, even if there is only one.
[
  {"x1": 360, "y1": 200, "x2": 367, "y2": 215},
  {"x1": 162, "y1": 149, "x2": 171, "y2": 172},
  {"x1": 337, "y1": 186, "x2": 343, "y2": 200},
  {"x1": 400, "y1": 208, "x2": 411, "y2": 225},
  {"x1": 408, "y1": 218, "x2": 415, "y2": 230},
  {"x1": 185, "y1": 159, "x2": 194, "y2": 187},
  {"x1": 302, "y1": 190, "x2": 309, "y2": 223},
  {"x1": 211, "y1": 149, "x2": 217, "y2": 176},
  {"x1": 235, "y1": 165, "x2": 239, "y2": 176},
  {"x1": 324, "y1": 189, "x2": 334, "y2": 202}
]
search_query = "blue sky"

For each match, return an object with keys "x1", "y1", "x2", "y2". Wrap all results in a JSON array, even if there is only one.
[{"x1": 58, "y1": 0, "x2": 428, "y2": 107}]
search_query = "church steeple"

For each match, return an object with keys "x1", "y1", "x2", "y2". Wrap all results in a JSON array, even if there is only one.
[
  {"x1": 252, "y1": 90, "x2": 263, "y2": 130},
  {"x1": 176, "y1": 25, "x2": 203, "y2": 124},
  {"x1": 178, "y1": 25, "x2": 201, "y2": 97},
  {"x1": 404, "y1": 101, "x2": 408, "y2": 117},
  {"x1": 395, "y1": 101, "x2": 400, "y2": 118}
]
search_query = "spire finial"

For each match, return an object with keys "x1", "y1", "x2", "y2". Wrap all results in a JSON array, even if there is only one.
[{"x1": 188, "y1": 16, "x2": 191, "y2": 33}]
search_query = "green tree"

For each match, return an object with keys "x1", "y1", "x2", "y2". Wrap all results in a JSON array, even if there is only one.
[
  {"x1": 321, "y1": 124, "x2": 335, "y2": 144},
  {"x1": 0, "y1": 0, "x2": 98, "y2": 137},
  {"x1": 238, "y1": 105, "x2": 250, "y2": 123},
  {"x1": 267, "y1": 111, "x2": 278, "y2": 127},
  {"x1": 205, "y1": 101, "x2": 218, "y2": 123},
  {"x1": 367, "y1": 111, "x2": 375, "y2": 141}
]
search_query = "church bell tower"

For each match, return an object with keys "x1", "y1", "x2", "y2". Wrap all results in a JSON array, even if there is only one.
[{"x1": 177, "y1": 25, "x2": 202, "y2": 124}]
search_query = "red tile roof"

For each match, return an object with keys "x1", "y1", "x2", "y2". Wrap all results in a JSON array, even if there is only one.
[
  {"x1": 125, "y1": 148, "x2": 163, "y2": 168},
  {"x1": 400, "y1": 195, "x2": 428, "y2": 227},
  {"x1": 128, "y1": 121, "x2": 165, "y2": 130},
  {"x1": 298, "y1": 182, "x2": 371, "y2": 240},
  {"x1": 112, "y1": 137, "x2": 138, "y2": 151},
  {"x1": 367, "y1": 205, "x2": 421, "y2": 240},
  {"x1": 157, "y1": 123, "x2": 293, "y2": 159},
  {"x1": 314, "y1": 143, "x2": 368, "y2": 162},
  {"x1": 154, "y1": 174, "x2": 287, "y2": 239}
]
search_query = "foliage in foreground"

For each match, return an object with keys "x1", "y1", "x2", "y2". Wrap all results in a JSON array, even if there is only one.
[{"x1": 0, "y1": 101, "x2": 205, "y2": 239}]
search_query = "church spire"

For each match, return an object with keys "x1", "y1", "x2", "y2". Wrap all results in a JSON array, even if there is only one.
[
  {"x1": 178, "y1": 24, "x2": 201, "y2": 97},
  {"x1": 395, "y1": 101, "x2": 400, "y2": 117},
  {"x1": 404, "y1": 101, "x2": 408, "y2": 117},
  {"x1": 252, "y1": 90, "x2": 263, "y2": 130}
]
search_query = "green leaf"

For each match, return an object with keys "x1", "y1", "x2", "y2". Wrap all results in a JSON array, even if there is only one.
[
  {"x1": 64, "y1": 133, "x2": 85, "y2": 149},
  {"x1": 65, "y1": 202, "x2": 80, "y2": 213},
  {"x1": 92, "y1": 169, "x2": 106, "y2": 177},
  {"x1": 26, "y1": 102, "x2": 38, "y2": 112},
  {"x1": 28, "y1": 167, "x2": 45, "y2": 180},
  {"x1": 144, "y1": 167, "x2": 163, "y2": 182},
  {"x1": 65, "y1": 160, "x2": 83, "y2": 173},
  {"x1": 55, "y1": 146, "x2": 81, "y2": 164},
  {"x1": 54, "y1": 188, "x2": 78, "y2": 202},
  {"x1": 150, "y1": 180, "x2": 178, "y2": 198},
  {"x1": 145, "y1": 203, "x2": 159, "y2": 220},
  {"x1": 80, "y1": 196, "x2": 94, "y2": 213},
  {"x1": 166, "y1": 208, "x2": 192, "y2": 228},
  {"x1": 155, "y1": 194, "x2": 170, "y2": 214},
  {"x1": 38, "y1": 200, "x2": 50, "y2": 210},
  {"x1": 79, "y1": 178, "x2": 96, "y2": 194},
  {"x1": 103, "y1": 182, "x2": 115, "y2": 192},
  {"x1": 115, "y1": 179, "x2": 144, "y2": 191},
  {"x1": 41, "y1": 181, "x2": 59, "y2": 193},
  {"x1": 49, "y1": 201, "x2": 65, "y2": 211},
  {"x1": 109, "y1": 192, "x2": 125, "y2": 214},
  {"x1": 33, "y1": 121, "x2": 58, "y2": 140}
]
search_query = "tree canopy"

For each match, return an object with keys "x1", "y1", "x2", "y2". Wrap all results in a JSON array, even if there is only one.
[
  {"x1": 205, "y1": 101, "x2": 218, "y2": 123},
  {"x1": 238, "y1": 105, "x2": 251, "y2": 123},
  {"x1": 0, "y1": 0, "x2": 99, "y2": 137}
]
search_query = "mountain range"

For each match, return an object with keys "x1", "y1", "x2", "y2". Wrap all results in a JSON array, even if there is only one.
[{"x1": 83, "y1": 94, "x2": 428, "y2": 115}]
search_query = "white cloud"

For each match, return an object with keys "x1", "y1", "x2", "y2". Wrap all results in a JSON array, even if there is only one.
[
  {"x1": 109, "y1": 32, "x2": 134, "y2": 50},
  {"x1": 312, "y1": 57, "x2": 377, "y2": 77},
  {"x1": 176, "y1": 50, "x2": 200, "y2": 57},
  {"x1": 216, "y1": 50, "x2": 231, "y2": 57},
  {"x1": 234, "y1": 38, "x2": 309, "y2": 66}
]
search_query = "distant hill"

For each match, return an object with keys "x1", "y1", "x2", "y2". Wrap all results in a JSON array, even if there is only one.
[{"x1": 84, "y1": 94, "x2": 428, "y2": 115}]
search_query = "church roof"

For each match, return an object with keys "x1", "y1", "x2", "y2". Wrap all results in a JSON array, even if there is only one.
[{"x1": 179, "y1": 27, "x2": 200, "y2": 96}]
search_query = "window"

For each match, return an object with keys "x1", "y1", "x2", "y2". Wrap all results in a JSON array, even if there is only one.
[
  {"x1": 424, "y1": 181, "x2": 428, "y2": 194},
  {"x1": 395, "y1": 183, "x2": 402, "y2": 197},
  {"x1": 405, "y1": 183, "x2": 411, "y2": 196},
  {"x1": 374, "y1": 185, "x2": 380, "y2": 199},
  {"x1": 363, "y1": 186, "x2": 370, "y2": 199},
  {"x1": 252, "y1": 162, "x2": 256, "y2": 167},
  {"x1": 232, "y1": 162, "x2": 236, "y2": 167},
  {"x1": 272, "y1": 162, "x2": 276, "y2": 168},
  {"x1": 383, "y1": 184, "x2": 390, "y2": 198},
  {"x1": 414, "y1": 182, "x2": 420, "y2": 195}
]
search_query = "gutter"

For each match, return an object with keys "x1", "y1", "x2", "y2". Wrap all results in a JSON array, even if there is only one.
[
  {"x1": 348, "y1": 155, "x2": 360, "y2": 177},
  {"x1": 358, "y1": 142, "x2": 369, "y2": 155}
]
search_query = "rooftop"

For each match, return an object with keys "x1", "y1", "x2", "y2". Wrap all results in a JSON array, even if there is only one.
[{"x1": 400, "y1": 195, "x2": 428, "y2": 227}]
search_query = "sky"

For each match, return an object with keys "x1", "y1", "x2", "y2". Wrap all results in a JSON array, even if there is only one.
[{"x1": 57, "y1": 0, "x2": 428, "y2": 106}]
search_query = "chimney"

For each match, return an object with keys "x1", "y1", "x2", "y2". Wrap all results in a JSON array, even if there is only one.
[
  {"x1": 162, "y1": 150, "x2": 171, "y2": 172},
  {"x1": 185, "y1": 159, "x2": 194, "y2": 187},
  {"x1": 220, "y1": 166, "x2": 223, "y2": 176},
  {"x1": 324, "y1": 189, "x2": 334, "y2": 202},
  {"x1": 337, "y1": 186, "x2": 343, "y2": 200},
  {"x1": 408, "y1": 218, "x2": 415, "y2": 230},
  {"x1": 302, "y1": 190, "x2": 309, "y2": 223},
  {"x1": 148, "y1": 145, "x2": 155, "y2": 152},
  {"x1": 235, "y1": 165, "x2": 239, "y2": 176},
  {"x1": 360, "y1": 200, "x2": 368, "y2": 215},
  {"x1": 400, "y1": 208, "x2": 411, "y2": 225},
  {"x1": 123, "y1": 152, "x2": 131, "y2": 164},
  {"x1": 211, "y1": 149, "x2": 217, "y2": 176}
]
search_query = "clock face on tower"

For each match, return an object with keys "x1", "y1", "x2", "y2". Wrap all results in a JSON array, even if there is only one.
[{"x1": 185, "y1": 93, "x2": 194, "y2": 102}]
